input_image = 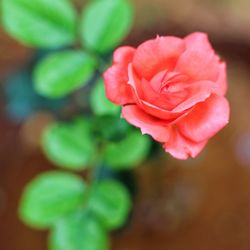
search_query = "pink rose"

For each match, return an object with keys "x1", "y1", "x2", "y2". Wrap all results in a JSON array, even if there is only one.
[{"x1": 104, "y1": 32, "x2": 230, "y2": 160}]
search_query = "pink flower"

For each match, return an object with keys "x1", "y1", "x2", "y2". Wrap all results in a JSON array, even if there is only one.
[{"x1": 103, "y1": 32, "x2": 230, "y2": 160}]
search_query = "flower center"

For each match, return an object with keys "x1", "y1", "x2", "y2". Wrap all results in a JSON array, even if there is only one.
[
  {"x1": 160, "y1": 71, "x2": 188, "y2": 93},
  {"x1": 144, "y1": 70, "x2": 190, "y2": 110}
]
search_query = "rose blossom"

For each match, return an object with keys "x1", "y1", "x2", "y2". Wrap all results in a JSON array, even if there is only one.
[{"x1": 103, "y1": 32, "x2": 230, "y2": 160}]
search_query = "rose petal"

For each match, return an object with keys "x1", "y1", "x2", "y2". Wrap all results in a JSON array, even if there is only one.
[
  {"x1": 175, "y1": 47, "x2": 220, "y2": 82},
  {"x1": 142, "y1": 70, "x2": 188, "y2": 110},
  {"x1": 184, "y1": 32, "x2": 225, "y2": 91},
  {"x1": 103, "y1": 47, "x2": 136, "y2": 105},
  {"x1": 127, "y1": 65, "x2": 184, "y2": 110},
  {"x1": 139, "y1": 100, "x2": 185, "y2": 120},
  {"x1": 141, "y1": 78, "x2": 166, "y2": 107},
  {"x1": 163, "y1": 128, "x2": 208, "y2": 160},
  {"x1": 172, "y1": 80, "x2": 216, "y2": 112},
  {"x1": 178, "y1": 95, "x2": 230, "y2": 142},
  {"x1": 215, "y1": 62, "x2": 227, "y2": 96},
  {"x1": 184, "y1": 32, "x2": 214, "y2": 51},
  {"x1": 127, "y1": 65, "x2": 187, "y2": 120},
  {"x1": 104, "y1": 64, "x2": 134, "y2": 105},
  {"x1": 133, "y1": 36, "x2": 185, "y2": 80},
  {"x1": 122, "y1": 105, "x2": 171, "y2": 142},
  {"x1": 113, "y1": 46, "x2": 136, "y2": 64},
  {"x1": 127, "y1": 63, "x2": 144, "y2": 98}
]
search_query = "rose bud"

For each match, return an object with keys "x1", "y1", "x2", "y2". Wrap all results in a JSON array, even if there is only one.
[{"x1": 104, "y1": 32, "x2": 230, "y2": 160}]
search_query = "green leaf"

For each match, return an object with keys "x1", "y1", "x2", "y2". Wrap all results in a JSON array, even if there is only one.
[
  {"x1": 93, "y1": 115, "x2": 130, "y2": 141},
  {"x1": 42, "y1": 118, "x2": 96, "y2": 170},
  {"x1": 34, "y1": 50, "x2": 97, "y2": 98},
  {"x1": 90, "y1": 79, "x2": 120, "y2": 116},
  {"x1": 49, "y1": 210, "x2": 108, "y2": 250},
  {"x1": 2, "y1": 0, "x2": 77, "y2": 47},
  {"x1": 104, "y1": 130, "x2": 151, "y2": 169},
  {"x1": 19, "y1": 171, "x2": 86, "y2": 229},
  {"x1": 80, "y1": 0, "x2": 134, "y2": 53},
  {"x1": 89, "y1": 180, "x2": 131, "y2": 230}
]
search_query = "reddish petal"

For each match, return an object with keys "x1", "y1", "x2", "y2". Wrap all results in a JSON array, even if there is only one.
[
  {"x1": 122, "y1": 105, "x2": 171, "y2": 142},
  {"x1": 175, "y1": 47, "x2": 220, "y2": 82},
  {"x1": 103, "y1": 64, "x2": 134, "y2": 105},
  {"x1": 163, "y1": 128, "x2": 208, "y2": 160},
  {"x1": 127, "y1": 65, "x2": 187, "y2": 120},
  {"x1": 184, "y1": 32, "x2": 214, "y2": 51},
  {"x1": 215, "y1": 62, "x2": 227, "y2": 96},
  {"x1": 113, "y1": 46, "x2": 136, "y2": 64},
  {"x1": 133, "y1": 36, "x2": 185, "y2": 80},
  {"x1": 172, "y1": 80, "x2": 215, "y2": 112},
  {"x1": 178, "y1": 95, "x2": 230, "y2": 142},
  {"x1": 103, "y1": 46, "x2": 136, "y2": 105},
  {"x1": 127, "y1": 63, "x2": 144, "y2": 98},
  {"x1": 142, "y1": 81, "x2": 183, "y2": 111},
  {"x1": 139, "y1": 100, "x2": 185, "y2": 120},
  {"x1": 140, "y1": 78, "x2": 165, "y2": 106},
  {"x1": 143, "y1": 70, "x2": 189, "y2": 110},
  {"x1": 184, "y1": 32, "x2": 227, "y2": 94}
]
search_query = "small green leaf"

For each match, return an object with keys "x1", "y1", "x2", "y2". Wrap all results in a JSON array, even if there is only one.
[
  {"x1": 93, "y1": 115, "x2": 130, "y2": 141},
  {"x1": 42, "y1": 118, "x2": 96, "y2": 170},
  {"x1": 34, "y1": 50, "x2": 96, "y2": 98},
  {"x1": 80, "y1": 0, "x2": 134, "y2": 53},
  {"x1": 89, "y1": 180, "x2": 131, "y2": 230},
  {"x1": 90, "y1": 79, "x2": 120, "y2": 116},
  {"x1": 2, "y1": 0, "x2": 77, "y2": 47},
  {"x1": 49, "y1": 210, "x2": 108, "y2": 250},
  {"x1": 19, "y1": 171, "x2": 86, "y2": 229},
  {"x1": 104, "y1": 130, "x2": 151, "y2": 169}
]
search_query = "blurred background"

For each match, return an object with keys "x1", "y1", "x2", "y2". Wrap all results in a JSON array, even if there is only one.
[{"x1": 1, "y1": 0, "x2": 250, "y2": 249}]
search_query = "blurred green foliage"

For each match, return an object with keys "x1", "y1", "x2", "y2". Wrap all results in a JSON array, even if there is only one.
[
  {"x1": 81, "y1": 0, "x2": 134, "y2": 53},
  {"x1": 19, "y1": 172, "x2": 86, "y2": 229},
  {"x1": 42, "y1": 118, "x2": 96, "y2": 170},
  {"x1": 104, "y1": 131, "x2": 151, "y2": 169},
  {"x1": 2, "y1": 0, "x2": 152, "y2": 249},
  {"x1": 50, "y1": 210, "x2": 108, "y2": 250},
  {"x1": 4, "y1": 69, "x2": 68, "y2": 122},
  {"x1": 34, "y1": 50, "x2": 97, "y2": 98},
  {"x1": 90, "y1": 79, "x2": 120, "y2": 116},
  {"x1": 88, "y1": 180, "x2": 131, "y2": 230},
  {"x1": 2, "y1": 0, "x2": 77, "y2": 47}
]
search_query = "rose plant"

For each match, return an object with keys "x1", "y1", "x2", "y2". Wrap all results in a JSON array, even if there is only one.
[{"x1": 2, "y1": 0, "x2": 229, "y2": 249}]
